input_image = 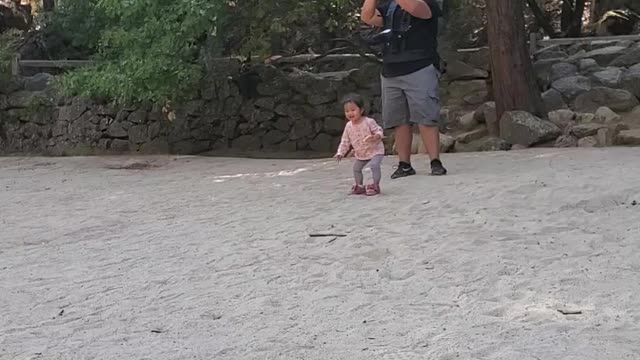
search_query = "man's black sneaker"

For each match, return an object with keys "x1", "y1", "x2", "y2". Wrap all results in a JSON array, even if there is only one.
[
  {"x1": 431, "y1": 159, "x2": 447, "y2": 176},
  {"x1": 391, "y1": 162, "x2": 416, "y2": 179}
]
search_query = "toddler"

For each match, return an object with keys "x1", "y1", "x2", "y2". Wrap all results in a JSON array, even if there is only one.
[{"x1": 334, "y1": 94, "x2": 385, "y2": 196}]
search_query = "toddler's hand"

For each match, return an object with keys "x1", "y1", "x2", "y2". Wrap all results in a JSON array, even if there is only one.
[
  {"x1": 365, "y1": 134, "x2": 381, "y2": 142},
  {"x1": 334, "y1": 154, "x2": 343, "y2": 163}
]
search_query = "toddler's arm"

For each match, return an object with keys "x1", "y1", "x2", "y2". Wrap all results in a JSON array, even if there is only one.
[{"x1": 336, "y1": 124, "x2": 352, "y2": 157}]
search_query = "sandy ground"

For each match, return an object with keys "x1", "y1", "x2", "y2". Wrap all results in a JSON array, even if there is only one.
[{"x1": 1, "y1": 148, "x2": 640, "y2": 360}]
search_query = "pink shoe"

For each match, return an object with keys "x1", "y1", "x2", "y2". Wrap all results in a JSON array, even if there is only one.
[
  {"x1": 350, "y1": 185, "x2": 366, "y2": 195},
  {"x1": 365, "y1": 184, "x2": 380, "y2": 196}
]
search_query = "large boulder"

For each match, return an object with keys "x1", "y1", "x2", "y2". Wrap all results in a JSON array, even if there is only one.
[
  {"x1": 551, "y1": 76, "x2": 591, "y2": 100},
  {"x1": 578, "y1": 46, "x2": 627, "y2": 66},
  {"x1": 589, "y1": 68, "x2": 623, "y2": 88},
  {"x1": 609, "y1": 48, "x2": 640, "y2": 67},
  {"x1": 616, "y1": 129, "x2": 640, "y2": 145},
  {"x1": 573, "y1": 87, "x2": 639, "y2": 113},
  {"x1": 578, "y1": 59, "x2": 601, "y2": 74},
  {"x1": 620, "y1": 64, "x2": 640, "y2": 98},
  {"x1": 548, "y1": 109, "x2": 576, "y2": 130},
  {"x1": 445, "y1": 80, "x2": 488, "y2": 106},
  {"x1": 542, "y1": 89, "x2": 569, "y2": 112},
  {"x1": 500, "y1": 111, "x2": 561, "y2": 146},
  {"x1": 550, "y1": 63, "x2": 578, "y2": 82}
]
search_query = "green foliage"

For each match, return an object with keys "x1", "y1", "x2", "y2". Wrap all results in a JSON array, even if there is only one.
[
  {"x1": 57, "y1": 0, "x2": 226, "y2": 104},
  {"x1": 0, "y1": 29, "x2": 21, "y2": 80},
  {"x1": 50, "y1": 0, "x2": 361, "y2": 103}
]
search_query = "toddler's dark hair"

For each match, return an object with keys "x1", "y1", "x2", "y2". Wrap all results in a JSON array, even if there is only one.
[{"x1": 341, "y1": 93, "x2": 366, "y2": 112}]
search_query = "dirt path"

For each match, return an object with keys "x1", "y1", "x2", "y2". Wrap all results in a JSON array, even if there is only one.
[{"x1": 1, "y1": 148, "x2": 639, "y2": 360}]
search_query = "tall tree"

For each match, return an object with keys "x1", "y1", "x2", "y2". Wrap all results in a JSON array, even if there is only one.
[{"x1": 486, "y1": 0, "x2": 544, "y2": 130}]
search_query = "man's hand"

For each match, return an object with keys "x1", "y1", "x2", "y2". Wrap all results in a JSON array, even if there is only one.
[{"x1": 361, "y1": 0, "x2": 383, "y2": 27}]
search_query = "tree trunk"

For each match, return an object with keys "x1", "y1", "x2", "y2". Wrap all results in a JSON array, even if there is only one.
[
  {"x1": 565, "y1": 0, "x2": 586, "y2": 37},
  {"x1": 486, "y1": 0, "x2": 545, "y2": 129}
]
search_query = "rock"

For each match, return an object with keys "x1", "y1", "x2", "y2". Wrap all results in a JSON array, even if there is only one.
[
  {"x1": 128, "y1": 109, "x2": 148, "y2": 124},
  {"x1": 148, "y1": 121, "x2": 162, "y2": 139},
  {"x1": 273, "y1": 117, "x2": 292, "y2": 132},
  {"x1": 579, "y1": 59, "x2": 600, "y2": 73},
  {"x1": 254, "y1": 97, "x2": 276, "y2": 110},
  {"x1": 575, "y1": 113, "x2": 596, "y2": 123},
  {"x1": 569, "y1": 123, "x2": 606, "y2": 138},
  {"x1": 231, "y1": 135, "x2": 261, "y2": 150},
  {"x1": 221, "y1": 119, "x2": 238, "y2": 139},
  {"x1": 548, "y1": 109, "x2": 576, "y2": 129},
  {"x1": 620, "y1": 65, "x2": 640, "y2": 98},
  {"x1": 106, "y1": 122, "x2": 128, "y2": 138},
  {"x1": 616, "y1": 40, "x2": 635, "y2": 48},
  {"x1": 456, "y1": 127, "x2": 489, "y2": 143},
  {"x1": 616, "y1": 129, "x2": 640, "y2": 145},
  {"x1": 550, "y1": 63, "x2": 578, "y2": 82},
  {"x1": 594, "y1": 106, "x2": 621, "y2": 123},
  {"x1": 22, "y1": 73, "x2": 54, "y2": 92},
  {"x1": 590, "y1": 68, "x2": 622, "y2": 87},
  {"x1": 278, "y1": 141, "x2": 297, "y2": 152},
  {"x1": 481, "y1": 102, "x2": 498, "y2": 136},
  {"x1": 578, "y1": 136, "x2": 598, "y2": 147},
  {"x1": 551, "y1": 76, "x2": 591, "y2": 100},
  {"x1": 574, "y1": 87, "x2": 639, "y2": 113},
  {"x1": 454, "y1": 136, "x2": 510, "y2": 152},
  {"x1": 533, "y1": 58, "x2": 563, "y2": 89},
  {"x1": 460, "y1": 47, "x2": 490, "y2": 71},
  {"x1": 290, "y1": 119, "x2": 314, "y2": 140},
  {"x1": 440, "y1": 133, "x2": 455, "y2": 153},
  {"x1": 578, "y1": 46, "x2": 627, "y2": 66},
  {"x1": 309, "y1": 133, "x2": 334, "y2": 152},
  {"x1": 111, "y1": 139, "x2": 130, "y2": 152},
  {"x1": 542, "y1": 89, "x2": 569, "y2": 112},
  {"x1": 609, "y1": 48, "x2": 640, "y2": 67},
  {"x1": 51, "y1": 121, "x2": 68, "y2": 137},
  {"x1": 554, "y1": 135, "x2": 578, "y2": 147},
  {"x1": 458, "y1": 112, "x2": 478, "y2": 131},
  {"x1": 95, "y1": 104, "x2": 118, "y2": 117},
  {"x1": 128, "y1": 125, "x2": 148, "y2": 144},
  {"x1": 263, "y1": 130, "x2": 287, "y2": 145},
  {"x1": 446, "y1": 60, "x2": 488, "y2": 81},
  {"x1": 446, "y1": 80, "x2": 488, "y2": 106},
  {"x1": 500, "y1": 111, "x2": 562, "y2": 146},
  {"x1": 324, "y1": 117, "x2": 345, "y2": 135},
  {"x1": 307, "y1": 94, "x2": 335, "y2": 105}
]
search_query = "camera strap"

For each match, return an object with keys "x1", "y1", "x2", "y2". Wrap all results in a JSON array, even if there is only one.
[{"x1": 385, "y1": 1, "x2": 412, "y2": 32}]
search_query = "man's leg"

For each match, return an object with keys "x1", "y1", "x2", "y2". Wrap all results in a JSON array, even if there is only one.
[
  {"x1": 381, "y1": 75, "x2": 415, "y2": 179},
  {"x1": 405, "y1": 65, "x2": 447, "y2": 176},
  {"x1": 394, "y1": 124, "x2": 413, "y2": 164}
]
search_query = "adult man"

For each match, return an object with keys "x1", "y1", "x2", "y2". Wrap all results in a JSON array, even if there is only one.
[{"x1": 361, "y1": 0, "x2": 447, "y2": 178}]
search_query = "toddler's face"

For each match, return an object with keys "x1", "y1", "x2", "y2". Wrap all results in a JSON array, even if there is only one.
[{"x1": 344, "y1": 102, "x2": 363, "y2": 122}]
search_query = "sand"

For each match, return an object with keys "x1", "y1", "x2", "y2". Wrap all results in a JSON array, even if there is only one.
[{"x1": 1, "y1": 148, "x2": 639, "y2": 360}]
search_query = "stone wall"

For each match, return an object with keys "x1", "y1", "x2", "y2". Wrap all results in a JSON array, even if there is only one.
[
  {"x1": 3, "y1": 39, "x2": 640, "y2": 157},
  {"x1": 0, "y1": 60, "x2": 384, "y2": 156}
]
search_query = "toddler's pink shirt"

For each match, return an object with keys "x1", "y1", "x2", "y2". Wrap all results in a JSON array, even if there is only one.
[{"x1": 335, "y1": 117, "x2": 385, "y2": 160}]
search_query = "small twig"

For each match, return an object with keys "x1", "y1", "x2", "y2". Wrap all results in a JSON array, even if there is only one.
[
  {"x1": 327, "y1": 237, "x2": 338, "y2": 244},
  {"x1": 309, "y1": 233, "x2": 347, "y2": 238},
  {"x1": 557, "y1": 309, "x2": 582, "y2": 315}
]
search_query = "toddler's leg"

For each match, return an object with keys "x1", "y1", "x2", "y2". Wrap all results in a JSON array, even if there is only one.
[
  {"x1": 352, "y1": 159, "x2": 368, "y2": 185},
  {"x1": 369, "y1": 155, "x2": 384, "y2": 185}
]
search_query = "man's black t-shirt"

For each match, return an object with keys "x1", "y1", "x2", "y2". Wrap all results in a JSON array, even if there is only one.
[{"x1": 377, "y1": 0, "x2": 441, "y2": 78}]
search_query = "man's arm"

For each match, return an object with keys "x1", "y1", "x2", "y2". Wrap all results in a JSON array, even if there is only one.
[
  {"x1": 396, "y1": 0, "x2": 433, "y2": 19},
  {"x1": 361, "y1": 0, "x2": 383, "y2": 27}
]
